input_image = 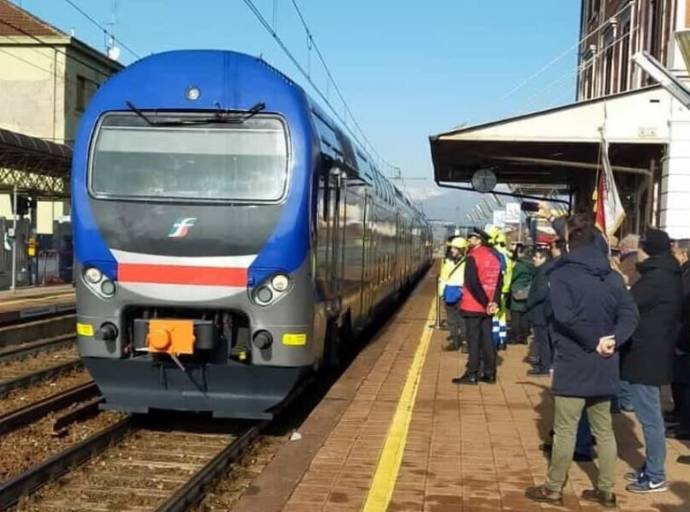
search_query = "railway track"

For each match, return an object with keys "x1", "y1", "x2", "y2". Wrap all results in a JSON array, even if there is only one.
[
  {"x1": 0, "y1": 381, "x2": 99, "y2": 436},
  {"x1": 2, "y1": 379, "x2": 311, "y2": 511},
  {"x1": 0, "y1": 346, "x2": 81, "y2": 398},
  {"x1": 4, "y1": 417, "x2": 263, "y2": 512}
]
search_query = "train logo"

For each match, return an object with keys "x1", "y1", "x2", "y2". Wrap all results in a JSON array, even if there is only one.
[{"x1": 168, "y1": 217, "x2": 197, "y2": 238}]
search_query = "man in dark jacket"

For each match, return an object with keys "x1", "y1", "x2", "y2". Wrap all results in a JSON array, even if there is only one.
[
  {"x1": 671, "y1": 241, "x2": 690, "y2": 465},
  {"x1": 526, "y1": 247, "x2": 552, "y2": 375},
  {"x1": 452, "y1": 228, "x2": 502, "y2": 385},
  {"x1": 667, "y1": 240, "x2": 690, "y2": 432},
  {"x1": 526, "y1": 214, "x2": 639, "y2": 508},
  {"x1": 620, "y1": 229, "x2": 683, "y2": 492}
]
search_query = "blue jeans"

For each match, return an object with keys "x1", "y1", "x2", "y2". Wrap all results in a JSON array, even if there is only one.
[
  {"x1": 619, "y1": 380, "x2": 634, "y2": 411},
  {"x1": 628, "y1": 382, "x2": 666, "y2": 482}
]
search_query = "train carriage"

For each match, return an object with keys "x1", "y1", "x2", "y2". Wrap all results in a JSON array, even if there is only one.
[{"x1": 73, "y1": 50, "x2": 431, "y2": 419}]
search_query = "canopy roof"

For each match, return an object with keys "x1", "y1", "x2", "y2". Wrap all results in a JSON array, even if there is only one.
[
  {"x1": 0, "y1": 127, "x2": 72, "y2": 196},
  {"x1": 430, "y1": 86, "x2": 668, "y2": 188}
]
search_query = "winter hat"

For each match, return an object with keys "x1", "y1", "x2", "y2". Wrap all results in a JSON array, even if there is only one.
[
  {"x1": 467, "y1": 228, "x2": 489, "y2": 242},
  {"x1": 640, "y1": 229, "x2": 671, "y2": 256}
]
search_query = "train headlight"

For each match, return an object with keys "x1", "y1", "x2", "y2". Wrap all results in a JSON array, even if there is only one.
[
  {"x1": 255, "y1": 286, "x2": 273, "y2": 304},
  {"x1": 84, "y1": 267, "x2": 103, "y2": 284},
  {"x1": 271, "y1": 274, "x2": 290, "y2": 292},
  {"x1": 100, "y1": 279, "x2": 116, "y2": 297}
]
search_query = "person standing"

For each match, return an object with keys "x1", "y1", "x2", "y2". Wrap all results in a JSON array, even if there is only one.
[
  {"x1": 509, "y1": 245, "x2": 535, "y2": 345},
  {"x1": 620, "y1": 229, "x2": 683, "y2": 493},
  {"x1": 489, "y1": 228, "x2": 513, "y2": 351},
  {"x1": 453, "y1": 228, "x2": 502, "y2": 385},
  {"x1": 667, "y1": 240, "x2": 690, "y2": 438},
  {"x1": 526, "y1": 247, "x2": 553, "y2": 376},
  {"x1": 441, "y1": 237, "x2": 467, "y2": 352},
  {"x1": 525, "y1": 214, "x2": 639, "y2": 508}
]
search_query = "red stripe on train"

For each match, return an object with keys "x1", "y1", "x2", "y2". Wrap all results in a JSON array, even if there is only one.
[{"x1": 118, "y1": 264, "x2": 248, "y2": 287}]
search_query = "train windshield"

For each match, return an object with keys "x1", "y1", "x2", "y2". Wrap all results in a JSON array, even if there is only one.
[{"x1": 90, "y1": 113, "x2": 288, "y2": 202}]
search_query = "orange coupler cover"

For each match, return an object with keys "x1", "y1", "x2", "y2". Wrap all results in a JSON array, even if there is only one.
[{"x1": 146, "y1": 319, "x2": 196, "y2": 355}]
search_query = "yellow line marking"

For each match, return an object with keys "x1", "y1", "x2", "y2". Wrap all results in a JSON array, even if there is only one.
[{"x1": 362, "y1": 297, "x2": 436, "y2": 512}]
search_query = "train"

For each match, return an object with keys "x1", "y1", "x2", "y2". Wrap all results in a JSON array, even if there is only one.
[{"x1": 72, "y1": 50, "x2": 432, "y2": 419}]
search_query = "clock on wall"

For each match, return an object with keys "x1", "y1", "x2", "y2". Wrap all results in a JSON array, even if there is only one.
[{"x1": 471, "y1": 168, "x2": 497, "y2": 193}]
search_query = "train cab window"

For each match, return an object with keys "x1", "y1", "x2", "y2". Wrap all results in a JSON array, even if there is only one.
[{"x1": 90, "y1": 114, "x2": 288, "y2": 202}]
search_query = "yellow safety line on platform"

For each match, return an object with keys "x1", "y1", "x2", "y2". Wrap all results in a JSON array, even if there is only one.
[{"x1": 362, "y1": 298, "x2": 436, "y2": 512}]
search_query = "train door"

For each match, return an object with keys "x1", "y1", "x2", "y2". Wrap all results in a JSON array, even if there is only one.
[
  {"x1": 360, "y1": 191, "x2": 375, "y2": 318},
  {"x1": 316, "y1": 166, "x2": 344, "y2": 304}
]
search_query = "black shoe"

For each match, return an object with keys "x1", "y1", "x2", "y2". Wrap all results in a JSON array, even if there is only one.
[
  {"x1": 479, "y1": 373, "x2": 496, "y2": 384},
  {"x1": 452, "y1": 372, "x2": 478, "y2": 385},
  {"x1": 539, "y1": 442, "x2": 552, "y2": 454},
  {"x1": 664, "y1": 410, "x2": 680, "y2": 424},
  {"x1": 498, "y1": 344, "x2": 507, "y2": 351},
  {"x1": 677, "y1": 455, "x2": 690, "y2": 465},
  {"x1": 525, "y1": 355, "x2": 539, "y2": 364},
  {"x1": 443, "y1": 343, "x2": 459, "y2": 352},
  {"x1": 460, "y1": 344, "x2": 468, "y2": 354},
  {"x1": 525, "y1": 485, "x2": 563, "y2": 506},
  {"x1": 666, "y1": 427, "x2": 690, "y2": 440},
  {"x1": 527, "y1": 368, "x2": 550, "y2": 376},
  {"x1": 581, "y1": 489, "x2": 616, "y2": 508}
]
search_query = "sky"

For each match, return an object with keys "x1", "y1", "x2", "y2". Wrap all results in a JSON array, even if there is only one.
[{"x1": 13, "y1": 0, "x2": 581, "y2": 223}]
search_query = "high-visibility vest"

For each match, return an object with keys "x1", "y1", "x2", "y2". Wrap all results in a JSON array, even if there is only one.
[{"x1": 439, "y1": 257, "x2": 464, "y2": 295}]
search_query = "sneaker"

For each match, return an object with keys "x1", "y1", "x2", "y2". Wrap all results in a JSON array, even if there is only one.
[
  {"x1": 624, "y1": 469, "x2": 645, "y2": 482},
  {"x1": 525, "y1": 485, "x2": 563, "y2": 505},
  {"x1": 626, "y1": 477, "x2": 667, "y2": 494},
  {"x1": 452, "y1": 372, "x2": 478, "y2": 385},
  {"x1": 581, "y1": 489, "x2": 616, "y2": 508}
]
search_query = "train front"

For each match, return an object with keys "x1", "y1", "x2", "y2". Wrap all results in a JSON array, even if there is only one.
[{"x1": 72, "y1": 51, "x2": 318, "y2": 419}]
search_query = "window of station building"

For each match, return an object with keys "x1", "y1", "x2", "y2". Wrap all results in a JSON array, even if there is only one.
[
  {"x1": 603, "y1": 26, "x2": 615, "y2": 95},
  {"x1": 76, "y1": 75, "x2": 98, "y2": 113},
  {"x1": 619, "y1": 19, "x2": 631, "y2": 92},
  {"x1": 645, "y1": 0, "x2": 662, "y2": 63}
]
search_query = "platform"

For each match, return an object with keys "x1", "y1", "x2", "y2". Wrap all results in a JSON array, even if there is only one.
[
  {"x1": 0, "y1": 284, "x2": 75, "y2": 324},
  {"x1": 236, "y1": 271, "x2": 690, "y2": 512}
]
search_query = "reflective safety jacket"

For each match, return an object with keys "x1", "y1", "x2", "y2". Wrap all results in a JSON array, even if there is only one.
[
  {"x1": 438, "y1": 257, "x2": 465, "y2": 295},
  {"x1": 495, "y1": 245, "x2": 513, "y2": 295}
]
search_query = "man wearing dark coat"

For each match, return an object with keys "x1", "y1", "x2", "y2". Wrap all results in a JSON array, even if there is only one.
[
  {"x1": 526, "y1": 214, "x2": 639, "y2": 508},
  {"x1": 620, "y1": 229, "x2": 683, "y2": 493}
]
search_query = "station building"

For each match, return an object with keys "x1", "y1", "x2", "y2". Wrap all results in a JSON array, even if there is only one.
[
  {"x1": 0, "y1": 0, "x2": 121, "y2": 287},
  {"x1": 431, "y1": 0, "x2": 690, "y2": 239}
]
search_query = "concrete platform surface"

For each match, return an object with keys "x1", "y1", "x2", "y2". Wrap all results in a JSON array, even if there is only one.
[{"x1": 235, "y1": 272, "x2": 690, "y2": 511}]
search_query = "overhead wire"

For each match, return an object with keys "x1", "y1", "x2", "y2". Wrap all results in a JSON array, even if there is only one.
[
  {"x1": 288, "y1": 0, "x2": 399, "y2": 174},
  {"x1": 0, "y1": 18, "x2": 117, "y2": 79},
  {"x1": 62, "y1": 0, "x2": 141, "y2": 60},
  {"x1": 492, "y1": 1, "x2": 634, "y2": 110}
]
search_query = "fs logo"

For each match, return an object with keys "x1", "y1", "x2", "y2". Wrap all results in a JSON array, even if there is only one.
[{"x1": 168, "y1": 217, "x2": 197, "y2": 238}]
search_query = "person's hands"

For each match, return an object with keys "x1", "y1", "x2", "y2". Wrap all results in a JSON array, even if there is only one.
[
  {"x1": 596, "y1": 335, "x2": 616, "y2": 358},
  {"x1": 486, "y1": 302, "x2": 499, "y2": 315}
]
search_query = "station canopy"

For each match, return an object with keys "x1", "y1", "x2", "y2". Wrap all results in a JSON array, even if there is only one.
[
  {"x1": 430, "y1": 85, "x2": 669, "y2": 194},
  {"x1": 0, "y1": 127, "x2": 72, "y2": 197}
]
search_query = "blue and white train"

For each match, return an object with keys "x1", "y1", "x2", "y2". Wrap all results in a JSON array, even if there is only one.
[{"x1": 72, "y1": 50, "x2": 432, "y2": 419}]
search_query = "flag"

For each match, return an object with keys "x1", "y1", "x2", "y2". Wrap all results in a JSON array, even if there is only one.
[{"x1": 593, "y1": 137, "x2": 626, "y2": 236}]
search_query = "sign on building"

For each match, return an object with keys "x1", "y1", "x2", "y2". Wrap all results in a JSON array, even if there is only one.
[{"x1": 505, "y1": 203, "x2": 521, "y2": 224}]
